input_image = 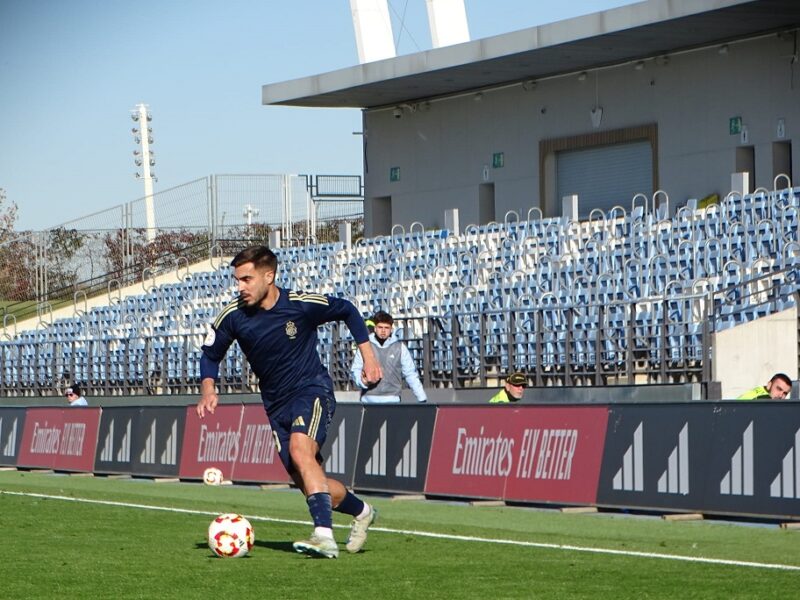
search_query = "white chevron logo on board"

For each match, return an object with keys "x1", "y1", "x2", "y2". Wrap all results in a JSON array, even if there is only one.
[
  {"x1": 395, "y1": 421, "x2": 418, "y2": 478},
  {"x1": 770, "y1": 428, "x2": 800, "y2": 499},
  {"x1": 657, "y1": 423, "x2": 689, "y2": 495},
  {"x1": 613, "y1": 422, "x2": 643, "y2": 492},
  {"x1": 720, "y1": 422, "x2": 753, "y2": 496},
  {"x1": 364, "y1": 421, "x2": 387, "y2": 476},
  {"x1": 325, "y1": 420, "x2": 347, "y2": 474}
]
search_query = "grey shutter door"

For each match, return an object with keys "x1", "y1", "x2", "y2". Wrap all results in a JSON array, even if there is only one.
[{"x1": 557, "y1": 141, "x2": 653, "y2": 218}]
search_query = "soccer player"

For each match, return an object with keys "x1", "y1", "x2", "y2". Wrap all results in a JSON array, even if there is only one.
[{"x1": 196, "y1": 245, "x2": 382, "y2": 558}]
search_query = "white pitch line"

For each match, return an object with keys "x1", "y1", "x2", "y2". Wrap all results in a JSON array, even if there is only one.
[{"x1": 2, "y1": 490, "x2": 799, "y2": 572}]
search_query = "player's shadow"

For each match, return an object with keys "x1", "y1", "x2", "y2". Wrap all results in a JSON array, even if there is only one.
[
  {"x1": 193, "y1": 540, "x2": 296, "y2": 555},
  {"x1": 253, "y1": 539, "x2": 297, "y2": 554}
]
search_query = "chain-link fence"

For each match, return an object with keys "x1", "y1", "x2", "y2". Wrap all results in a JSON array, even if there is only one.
[{"x1": 0, "y1": 174, "x2": 363, "y2": 316}]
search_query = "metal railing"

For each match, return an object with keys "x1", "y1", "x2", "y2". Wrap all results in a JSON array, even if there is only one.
[
  {"x1": 0, "y1": 174, "x2": 364, "y2": 308},
  {"x1": 0, "y1": 294, "x2": 708, "y2": 398}
]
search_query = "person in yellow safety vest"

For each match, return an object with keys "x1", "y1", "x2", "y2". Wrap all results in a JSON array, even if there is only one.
[
  {"x1": 737, "y1": 373, "x2": 792, "y2": 400},
  {"x1": 489, "y1": 371, "x2": 527, "y2": 403}
]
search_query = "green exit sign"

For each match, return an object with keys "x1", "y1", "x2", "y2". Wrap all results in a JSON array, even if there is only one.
[
  {"x1": 729, "y1": 116, "x2": 742, "y2": 135},
  {"x1": 492, "y1": 152, "x2": 505, "y2": 168},
  {"x1": 389, "y1": 166, "x2": 401, "y2": 182}
]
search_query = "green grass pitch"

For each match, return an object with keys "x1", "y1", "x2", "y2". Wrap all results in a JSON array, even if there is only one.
[{"x1": 1, "y1": 470, "x2": 797, "y2": 599}]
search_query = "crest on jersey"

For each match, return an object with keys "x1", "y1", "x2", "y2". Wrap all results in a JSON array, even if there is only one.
[
  {"x1": 203, "y1": 323, "x2": 216, "y2": 347},
  {"x1": 285, "y1": 321, "x2": 298, "y2": 339}
]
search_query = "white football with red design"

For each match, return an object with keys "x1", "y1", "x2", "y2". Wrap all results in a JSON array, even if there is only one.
[
  {"x1": 203, "y1": 467, "x2": 224, "y2": 486},
  {"x1": 208, "y1": 513, "x2": 254, "y2": 558}
]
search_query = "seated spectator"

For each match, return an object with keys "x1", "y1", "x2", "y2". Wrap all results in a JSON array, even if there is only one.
[
  {"x1": 65, "y1": 383, "x2": 88, "y2": 407},
  {"x1": 489, "y1": 371, "x2": 527, "y2": 403},
  {"x1": 737, "y1": 373, "x2": 792, "y2": 400}
]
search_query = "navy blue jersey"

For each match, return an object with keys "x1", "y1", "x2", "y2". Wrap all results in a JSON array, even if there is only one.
[{"x1": 201, "y1": 288, "x2": 369, "y2": 414}]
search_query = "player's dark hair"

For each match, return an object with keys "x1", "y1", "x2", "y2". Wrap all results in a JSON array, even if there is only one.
[
  {"x1": 231, "y1": 246, "x2": 278, "y2": 272},
  {"x1": 770, "y1": 373, "x2": 792, "y2": 387},
  {"x1": 372, "y1": 310, "x2": 393, "y2": 325}
]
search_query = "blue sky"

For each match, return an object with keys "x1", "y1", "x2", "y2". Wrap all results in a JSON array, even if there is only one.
[{"x1": 0, "y1": 0, "x2": 637, "y2": 231}]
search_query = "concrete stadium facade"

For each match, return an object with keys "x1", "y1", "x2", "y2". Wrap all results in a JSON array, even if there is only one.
[{"x1": 262, "y1": 0, "x2": 800, "y2": 237}]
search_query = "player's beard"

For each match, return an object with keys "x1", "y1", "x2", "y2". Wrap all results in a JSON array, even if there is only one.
[{"x1": 241, "y1": 288, "x2": 268, "y2": 307}]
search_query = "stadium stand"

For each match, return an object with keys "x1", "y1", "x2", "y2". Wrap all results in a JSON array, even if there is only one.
[{"x1": 1, "y1": 182, "x2": 798, "y2": 398}]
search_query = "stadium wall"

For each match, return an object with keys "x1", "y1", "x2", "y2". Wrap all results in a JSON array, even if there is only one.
[
  {"x1": 2, "y1": 401, "x2": 798, "y2": 520},
  {"x1": 361, "y1": 34, "x2": 800, "y2": 233},
  {"x1": 0, "y1": 383, "x2": 702, "y2": 407}
]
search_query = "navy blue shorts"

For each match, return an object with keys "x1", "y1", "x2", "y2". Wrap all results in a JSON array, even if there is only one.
[{"x1": 267, "y1": 383, "x2": 336, "y2": 476}]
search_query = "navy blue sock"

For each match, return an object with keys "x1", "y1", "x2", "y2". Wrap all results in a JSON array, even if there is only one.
[
  {"x1": 334, "y1": 491, "x2": 365, "y2": 517},
  {"x1": 306, "y1": 492, "x2": 333, "y2": 528}
]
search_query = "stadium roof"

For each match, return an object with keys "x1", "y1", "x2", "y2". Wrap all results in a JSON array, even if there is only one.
[{"x1": 261, "y1": 0, "x2": 800, "y2": 109}]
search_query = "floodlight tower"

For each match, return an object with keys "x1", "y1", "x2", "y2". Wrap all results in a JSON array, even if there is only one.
[
  {"x1": 131, "y1": 103, "x2": 157, "y2": 242},
  {"x1": 243, "y1": 204, "x2": 260, "y2": 226},
  {"x1": 243, "y1": 204, "x2": 260, "y2": 241}
]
